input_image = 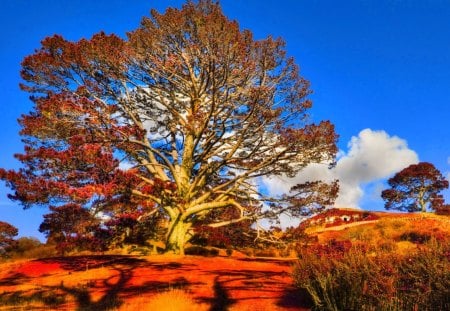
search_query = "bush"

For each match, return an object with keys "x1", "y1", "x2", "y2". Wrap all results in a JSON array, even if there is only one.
[
  {"x1": 184, "y1": 246, "x2": 219, "y2": 257},
  {"x1": 8, "y1": 237, "x2": 57, "y2": 259},
  {"x1": 19, "y1": 244, "x2": 57, "y2": 259},
  {"x1": 399, "y1": 231, "x2": 431, "y2": 244},
  {"x1": 225, "y1": 248, "x2": 233, "y2": 257},
  {"x1": 435, "y1": 204, "x2": 450, "y2": 215},
  {"x1": 396, "y1": 240, "x2": 450, "y2": 309},
  {"x1": 241, "y1": 248, "x2": 254, "y2": 257},
  {"x1": 346, "y1": 226, "x2": 374, "y2": 242},
  {"x1": 293, "y1": 239, "x2": 450, "y2": 311}
]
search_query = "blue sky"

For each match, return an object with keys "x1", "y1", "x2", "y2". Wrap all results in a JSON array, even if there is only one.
[{"x1": 1, "y1": 0, "x2": 449, "y2": 239}]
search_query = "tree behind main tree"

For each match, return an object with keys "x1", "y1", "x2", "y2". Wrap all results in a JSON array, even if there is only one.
[{"x1": 0, "y1": 0, "x2": 338, "y2": 254}]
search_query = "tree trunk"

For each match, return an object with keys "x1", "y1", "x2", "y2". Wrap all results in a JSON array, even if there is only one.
[
  {"x1": 418, "y1": 187, "x2": 427, "y2": 212},
  {"x1": 166, "y1": 217, "x2": 191, "y2": 255}
]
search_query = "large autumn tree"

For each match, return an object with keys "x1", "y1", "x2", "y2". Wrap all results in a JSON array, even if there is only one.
[
  {"x1": 0, "y1": 0, "x2": 338, "y2": 254},
  {"x1": 381, "y1": 162, "x2": 449, "y2": 213}
]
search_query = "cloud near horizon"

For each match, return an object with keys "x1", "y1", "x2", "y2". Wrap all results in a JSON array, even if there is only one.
[{"x1": 262, "y1": 129, "x2": 419, "y2": 208}]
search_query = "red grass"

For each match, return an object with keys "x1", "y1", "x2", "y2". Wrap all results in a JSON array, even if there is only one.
[
  {"x1": 0, "y1": 255, "x2": 311, "y2": 310},
  {"x1": 15, "y1": 261, "x2": 62, "y2": 277}
]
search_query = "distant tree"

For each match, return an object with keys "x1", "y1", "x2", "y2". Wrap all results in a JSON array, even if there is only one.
[
  {"x1": 434, "y1": 202, "x2": 450, "y2": 216},
  {"x1": 8, "y1": 236, "x2": 52, "y2": 258},
  {"x1": 14, "y1": 237, "x2": 42, "y2": 254},
  {"x1": 381, "y1": 162, "x2": 449, "y2": 213},
  {"x1": 0, "y1": 0, "x2": 338, "y2": 254},
  {"x1": 0, "y1": 221, "x2": 18, "y2": 256},
  {"x1": 39, "y1": 204, "x2": 101, "y2": 253}
]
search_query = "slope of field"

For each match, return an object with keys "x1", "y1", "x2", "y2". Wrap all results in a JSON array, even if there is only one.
[
  {"x1": 1, "y1": 212, "x2": 448, "y2": 310},
  {"x1": 312, "y1": 212, "x2": 450, "y2": 247},
  {"x1": 0, "y1": 255, "x2": 311, "y2": 311}
]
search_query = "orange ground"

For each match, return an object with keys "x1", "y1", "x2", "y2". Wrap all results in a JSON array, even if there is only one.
[{"x1": 0, "y1": 255, "x2": 311, "y2": 310}]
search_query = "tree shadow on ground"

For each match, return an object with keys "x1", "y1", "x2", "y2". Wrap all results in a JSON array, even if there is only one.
[
  {"x1": 236, "y1": 257, "x2": 295, "y2": 266},
  {"x1": 209, "y1": 276, "x2": 236, "y2": 311},
  {"x1": 0, "y1": 289, "x2": 66, "y2": 308},
  {"x1": 0, "y1": 255, "x2": 313, "y2": 310},
  {"x1": 38, "y1": 255, "x2": 147, "y2": 271},
  {"x1": 203, "y1": 258, "x2": 313, "y2": 310},
  {"x1": 54, "y1": 265, "x2": 133, "y2": 311},
  {"x1": 277, "y1": 287, "x2": 313, "y2": 309},
  {"x1": 0, "y1": 272, "x2": 30, "y2": 286},
  {"x1": 0, "y1": 255, "x2": 198, "y2": 311},
  {"x1": 53, "y1": 271, "x2": 194, "y2": 311},
  {"x1": 38, "y1": 255, "x2": 196, "y2": 274}
]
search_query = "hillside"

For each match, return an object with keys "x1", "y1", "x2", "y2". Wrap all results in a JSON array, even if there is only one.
[
  {"x1": 294, "y1": 212, "x2": 450, "y2": 310},
  {"x1": 0, "y1": 212, "x2": 449, "y2": 310},
  {"x1": 308, "y1": 211, "x2": 450, "y2": 248}
]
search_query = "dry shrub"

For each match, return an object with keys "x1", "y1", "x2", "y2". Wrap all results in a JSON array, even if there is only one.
[
  {"x1": 184, "y1": 246, "x2": 219, "y2": 257},
  {"x1": 9, "y1": 240, "x2": 57, "y2": 260},
  {"x1": 240, "y1": 248, "x2": 254, "y2": 257},
  {"x1": 120, "y1": 290, "x2": 208, "y2": 311},
  {"x1": 376, "y1": 240, "x2": 397, "y2": 252},
  {"x1": 295, "y1": 215, "x2": 450, "y2": 310},
  {"x1": 293, "y1": 238, "x2": 450, "y2": 311},
  {"x1": 346, "y1": 225, "x2": 375, "y2": 242},
  {"x1": 253, "y1": 248, "x2": 278, "y2": 257},
  {"x1": 396, "y1": 240, "x2": 450, "y2": 309},
  {"x1": 399, "y1": 231, "x2": 431, "y2": 244}
]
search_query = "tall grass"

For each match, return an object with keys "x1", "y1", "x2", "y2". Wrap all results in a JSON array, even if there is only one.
[
  {"x1": 294, "y1": 217, "x2": 450, "y2": 310},
  {"x1": 119, "y1": 289, "x2": 209, "y2": 311}
]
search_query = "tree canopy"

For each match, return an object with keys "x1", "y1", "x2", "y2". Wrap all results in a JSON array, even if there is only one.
[
  {"x1": 0, "y1": 221, "x2": 18, "y2": 256},
  {"x1": 381, "y1": 162, "x2": 449, "y2": 213},
  {"x1": 0, "y1": 0, "x2": 338, "y2": 254}
]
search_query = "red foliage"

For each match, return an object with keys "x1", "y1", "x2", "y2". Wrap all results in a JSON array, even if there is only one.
[
  {"x1": 16, "y1": 261, "x2": 61, "y2": 277},
  {"x1": 192, "y1": 206, "x2": 256, "y2": 248},
  {"x1": 1, "y1": 0, "x2": 339, "y2": 254},
  {"x1": 38, "y1": 204, "x2": 101, "y2": 253},
  {"x1": 434, "y1": 203, "x2": 450, "y2": 215},
  {"x1": 381, "y1": 162, "x2": 449, "y2": 212},
  {"x1": 0, "y1": 221, "x2": 18, "y2": 254},
  {"x1": 301, "y1": 239, "x2": 353, "y2": 260}
]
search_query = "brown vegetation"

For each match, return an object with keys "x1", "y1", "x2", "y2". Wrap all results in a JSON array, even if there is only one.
[{"x1": 293, "y1": 213, "x2": 450, "y2": 310}]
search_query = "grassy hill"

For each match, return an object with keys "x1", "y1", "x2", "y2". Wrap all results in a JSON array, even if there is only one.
[
  {"x1": 0, "y1": 212, "x2": 448, "y2": 310},
  {"x1": 294, "y1": 212, "x2": 450, "y2": 310}
]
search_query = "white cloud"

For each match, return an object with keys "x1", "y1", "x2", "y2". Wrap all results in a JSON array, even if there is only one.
[
  {"x1": 262, "y1": 128, "x2": 419, "y2": 209},
  {"x1": 334, "y1": 129, "x2": 418, "y2": 207},
  {"x1": 119, "y1": 161, "x2": 134, "y2": 171}
]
